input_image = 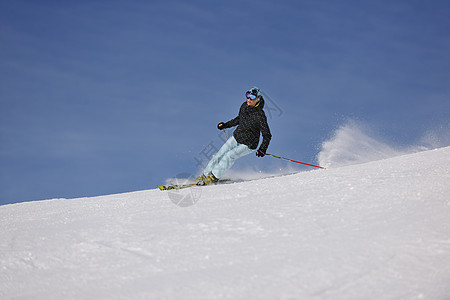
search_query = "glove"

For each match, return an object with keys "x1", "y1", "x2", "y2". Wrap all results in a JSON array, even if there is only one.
[
  {"x1": 217, "y1": 122, "x2": 225, "y2": 130},
  {"x1": 256, "y1": 150, "x2": 265, "y2": 157}
]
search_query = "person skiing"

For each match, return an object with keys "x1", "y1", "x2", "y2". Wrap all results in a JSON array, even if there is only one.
[{"x1": 197, "y1": 86, "x2": 272, "y2": 185}]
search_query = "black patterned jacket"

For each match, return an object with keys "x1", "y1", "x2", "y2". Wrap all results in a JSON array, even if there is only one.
[{"x1": 222, "y1": 98, "x2": 272, "y2": 153}]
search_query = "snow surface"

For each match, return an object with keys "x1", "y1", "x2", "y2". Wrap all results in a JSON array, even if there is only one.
[{"x1": 1, "y1": 147, "x2": 450, "y2": 299}]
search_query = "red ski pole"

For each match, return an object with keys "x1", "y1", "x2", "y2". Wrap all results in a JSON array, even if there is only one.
[{"x1": 266, "y1": 153, "x2": 327, "y2": 169}]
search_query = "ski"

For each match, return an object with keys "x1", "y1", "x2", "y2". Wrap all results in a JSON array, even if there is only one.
[
  {"x1": 158, "y1": 179, "x2": 232, "y2": 191},
  {"x1": 158, "y1": 183, "x2": 198, "y2": 191}
]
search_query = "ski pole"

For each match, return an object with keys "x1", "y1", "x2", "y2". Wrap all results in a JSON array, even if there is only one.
[
  {"x1": 266, "y1": 153, "x2": 327, "y2": 169},
  {"x1": 223, "y1": 129, "x2": 228, "y2": 141}
]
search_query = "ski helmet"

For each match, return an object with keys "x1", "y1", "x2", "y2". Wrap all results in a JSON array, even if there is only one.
[{"x1": 246, "y1": 86, "x2": 262, "y2": 99}]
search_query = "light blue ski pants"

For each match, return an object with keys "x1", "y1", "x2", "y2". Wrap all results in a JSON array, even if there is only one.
[{"x1": 203, "y1": 136, "x2": 253, "y2": 179}]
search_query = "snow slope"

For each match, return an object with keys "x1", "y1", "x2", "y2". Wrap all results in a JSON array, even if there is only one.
[{"x1": 1, "y1": 147, "x2": 450, "y2": 299}]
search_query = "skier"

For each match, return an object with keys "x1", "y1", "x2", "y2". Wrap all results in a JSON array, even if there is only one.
[{"x1": 198, "y1": 86, "x2": 272, "y2": 185}]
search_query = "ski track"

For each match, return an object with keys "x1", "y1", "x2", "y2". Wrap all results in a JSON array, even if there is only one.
[{"x1": 1, "y1": 147, "x2": 450, "y2": 299}]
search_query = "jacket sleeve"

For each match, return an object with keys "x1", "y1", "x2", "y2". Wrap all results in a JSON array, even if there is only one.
[
  {"x1": 223, "y1": 115, "x2": 239, "y2": 128},
  {"x1": 258, "y1": 113, "x2": 272, "y2": 153},
  {"x1": 223, "y1": 104, "x2": 244, "y2": 128}
]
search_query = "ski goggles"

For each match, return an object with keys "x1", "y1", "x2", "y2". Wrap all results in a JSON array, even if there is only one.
[{"x1": 246, "y1": 92, "x2": 257, "y2": 100}]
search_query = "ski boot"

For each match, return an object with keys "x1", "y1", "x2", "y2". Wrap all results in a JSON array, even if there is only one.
[{"x1": 196, "y1": 173, "x2": 219, "y2": 186}]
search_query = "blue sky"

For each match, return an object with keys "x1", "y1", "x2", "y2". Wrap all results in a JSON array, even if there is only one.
[{"x1": 1, "y1": 0, "x2": 449, "y2": 205}]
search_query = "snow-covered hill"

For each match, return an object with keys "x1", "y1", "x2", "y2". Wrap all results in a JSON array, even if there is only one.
[{"x1": 1, "y1": 147, "x2": 450, "y2": 299}]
